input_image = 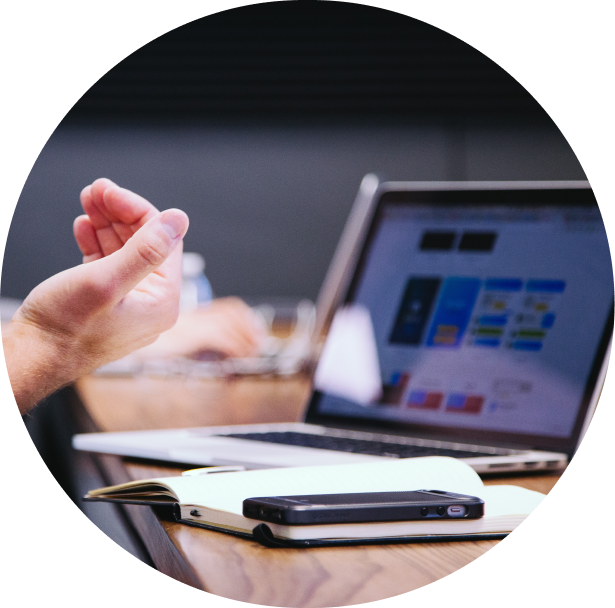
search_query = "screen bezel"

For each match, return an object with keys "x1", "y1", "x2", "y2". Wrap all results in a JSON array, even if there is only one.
[{"x1": 305, "y1": 183, "x2": 613, "y2": 456}]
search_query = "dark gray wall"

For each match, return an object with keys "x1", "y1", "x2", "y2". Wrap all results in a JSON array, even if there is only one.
[
  {"x1": 2, "y1": 118, "x2": 585, "y2": 301},
  {"x1": 5, "y1": 3, "x2": 588, "y2": 303}
]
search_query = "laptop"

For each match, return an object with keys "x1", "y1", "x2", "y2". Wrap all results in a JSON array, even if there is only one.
[{"x1": 73, "y1": 180, "x2": 613, "y2": 474}]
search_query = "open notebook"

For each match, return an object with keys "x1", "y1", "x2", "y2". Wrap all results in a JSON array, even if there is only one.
[{"x1": 85, "y1": 457, "x2": 545, "y2": 547}]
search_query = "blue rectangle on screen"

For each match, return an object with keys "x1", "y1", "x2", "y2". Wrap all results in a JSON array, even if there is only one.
[
  {"x1": 446, "y1": 394, "x2": 466, "y2": 408},
  {"x1": 407, "y1": 391, "x2": 427, "y2": 405},
  {"x1": 484, "y1": 278, "x2": 523, "y2": 291},
  {"x1": 512, "y1": 340, "x2": 543, "y2": 351},
  {"x1": 541, "y1": 313, "x2": 556, "y2": 328},
  {"x1": 426, "y1": 277, "x2": 481, "y2": 347},
  {"x1": 525, "y1": 280, "x2": 566, "y2": 293},
  {"x1": 390, "y1": 372, "x2": 403, "y2": 385},
  {"x1": 478, "y1": 315, "x2": 508, "y2": 326},
  {"x1": 474, "y1": 338, "x2": 501, "y2": 347}
]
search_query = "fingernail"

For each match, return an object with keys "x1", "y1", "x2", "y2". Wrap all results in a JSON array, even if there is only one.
[{"x1": 160, "y1": 211, "x2": 187, "y2": 240}]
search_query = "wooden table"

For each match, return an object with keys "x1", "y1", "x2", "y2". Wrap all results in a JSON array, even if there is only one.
[{"x1": 74, "y1": 373, "x2": 560, "y2": 607}]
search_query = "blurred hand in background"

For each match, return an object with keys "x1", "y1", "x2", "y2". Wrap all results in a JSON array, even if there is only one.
[{"x1": 136, "y1": 297, "x2": 268, "y2": 361}]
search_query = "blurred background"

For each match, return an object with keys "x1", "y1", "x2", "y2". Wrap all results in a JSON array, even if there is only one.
[
  {"x1": 1, "y1": 2, "x2": 584, "y2": 304},
  {"x1": 3, "y1": 1, "x2": 592, "y2": 566}
]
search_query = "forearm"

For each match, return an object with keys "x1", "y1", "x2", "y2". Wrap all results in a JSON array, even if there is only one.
[
  {"x1": 2, "y1": 321, "x2": 77, "y2": 415},
  {"x1": 1, "y1": 194, "x2": 188, "y2": 415}
]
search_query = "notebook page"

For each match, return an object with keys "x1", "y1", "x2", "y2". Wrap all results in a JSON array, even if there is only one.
[
  {"x1": 472, "y1": 485, "x2": 545, "y2": 517},
  {"x1": 161, "y1": 456, "x2": 484, "y2": 515}
]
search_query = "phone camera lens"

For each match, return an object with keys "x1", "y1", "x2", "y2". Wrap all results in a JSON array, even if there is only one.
[
  {"x1": 420, "y1": 507, "x2": 429, "y2": 516},
  {"x1": 437, "y1": 506, "x2": 446, "y2": 516}
]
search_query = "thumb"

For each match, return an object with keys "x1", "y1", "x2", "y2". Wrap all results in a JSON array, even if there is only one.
[{"x1": 95, "y1": 209, "x2": 189, "y2": 303}]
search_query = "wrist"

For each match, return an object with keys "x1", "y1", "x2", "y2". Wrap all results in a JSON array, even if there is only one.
[{"x1": 2, "y1": 319, "x2": 76, "y2": 414}]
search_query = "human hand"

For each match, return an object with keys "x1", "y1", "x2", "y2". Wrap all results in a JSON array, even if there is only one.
[
  {"x1": 73, "y1": 177, "x2": 159, "y2": 263},
  {"x1": 135, "y1": 297, "x2": 268, "y2": 360},
  {"x1": 4, "y1": 181, "x2": 189, "y2": 413},
  {"x1": 74, "y1": 179, "x2": 266, "y2": 361}
]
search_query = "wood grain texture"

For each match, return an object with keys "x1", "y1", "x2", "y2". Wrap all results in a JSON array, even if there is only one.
[
  {"x1": 163, "y1": 523, "x2": 500, "y2": 606},
  {"x1": 93, "y1": 455, "x2": 196, "y2": 589},
  {"x1": 75, "y1": 375, "x2": 561, "y2": 606},
  {"x1": 77, "y1": 375, "x2": 311, "y2": 432},
  {"x1": 121, "y1": 461, "x2": 558, "y2": 606}
]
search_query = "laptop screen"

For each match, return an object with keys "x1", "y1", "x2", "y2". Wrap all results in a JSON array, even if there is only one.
[{"x1": 307, "y1": 185, "x2": 613, "y2": 454}]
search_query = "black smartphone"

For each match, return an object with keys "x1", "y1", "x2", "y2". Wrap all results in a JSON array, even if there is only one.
[{"x1": 243, "y1": 489, "x2": 484, "y2": 525}]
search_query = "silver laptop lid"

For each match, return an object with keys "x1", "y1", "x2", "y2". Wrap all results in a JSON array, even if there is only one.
[{"x1": 306, "y1": 181, "x2": 613, "y2": 457}]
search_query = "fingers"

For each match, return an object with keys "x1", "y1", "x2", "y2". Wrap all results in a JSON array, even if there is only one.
[
  {"x1": 195, "y1": 298, "x2": 268, "y2": 357},
  {"x1": 80, "y1": 178, "x2": 117, "y2": 228},
  {"x1": 80, "y1": 179, "x2": 160, "y2": 257},
  {"x1": 209, "y1": 322, "x2": 259, "y2": 358},
  {"x1": 103, "y1": 185, "x2": 159, "y2": 226},
  {"x1": 81, "y1": 179, "x2": 124, "y2": 257},
  {"x1": 73, "y1": 215, "x2": 103, "y2": 263},
  {"x1": 94, "y1": 209, "x2": 189, "y2": 305},
  {"x1": 219, "y1": 299, "x2": 268, "y2": 352}
]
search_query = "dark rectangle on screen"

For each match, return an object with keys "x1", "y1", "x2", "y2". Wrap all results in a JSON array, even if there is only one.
[
  {"x1": 390, "y1": 278, "x2": 442, "y2": 345},
  {"x1": 458, "y1": 232, "x2": 497, "y2": 252},
  {"x1": 420, "y1": 231, "x2": 456, "y2": 251}
]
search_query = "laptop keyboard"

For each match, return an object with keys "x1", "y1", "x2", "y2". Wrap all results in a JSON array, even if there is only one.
[{"x1": 219, "y1": 431, "x2": 496, "y2": 459}]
